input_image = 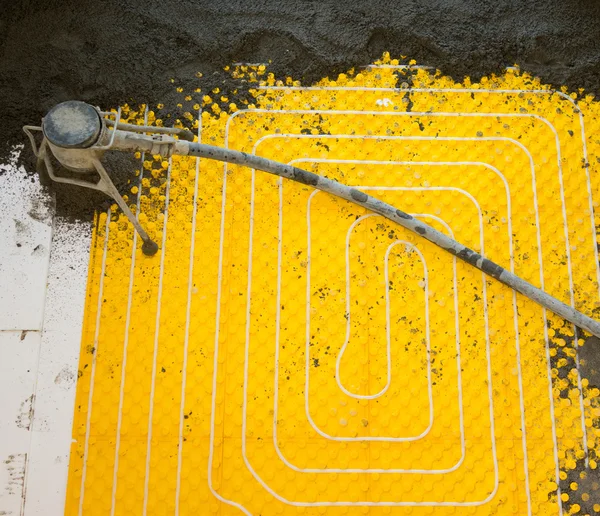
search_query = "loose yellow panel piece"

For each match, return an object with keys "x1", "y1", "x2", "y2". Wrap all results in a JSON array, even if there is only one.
[{"x1": 65, "y1": 56, "x2": 600, "y2": 515}]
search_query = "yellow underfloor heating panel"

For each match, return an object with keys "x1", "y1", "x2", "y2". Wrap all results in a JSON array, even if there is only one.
[{"x1": 65, "y1": 56, "x2": 600, "y2": 515}]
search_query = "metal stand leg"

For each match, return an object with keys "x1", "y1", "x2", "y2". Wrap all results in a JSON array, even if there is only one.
[
  {"x1": 25, "y1": 127, "x2": 160, "y2": 257},
  {"x1": 92, "y1": 159, "x2": 159, "y2": 256}
]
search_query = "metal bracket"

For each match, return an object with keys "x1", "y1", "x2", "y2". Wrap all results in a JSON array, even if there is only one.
[
  {"x1": 94, "y1": 107, "x2": 122, "y2": 151},
  {"x1": 29, "y1": 132, "x2": 159, "y2": 256},
  {"x1": 23, "y1": 125, "x2": 43, "y2": 157}
]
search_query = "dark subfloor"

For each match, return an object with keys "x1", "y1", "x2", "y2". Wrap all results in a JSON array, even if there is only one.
[
  {"x1": 3, "y1": 0, "x2": 600, "y2": 156},
  {"x1": 3, "y1": 0, "x2": 600, "y2": 218}
]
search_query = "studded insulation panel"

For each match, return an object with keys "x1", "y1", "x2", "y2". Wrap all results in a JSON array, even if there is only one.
[{"x1": 65, "y1": 59, "x2": 600, "y2": 515}]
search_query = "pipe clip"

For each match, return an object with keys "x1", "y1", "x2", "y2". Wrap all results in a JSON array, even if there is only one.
[{"x1": 150, "y1": 134, "x2": 177, "y2": 157}]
